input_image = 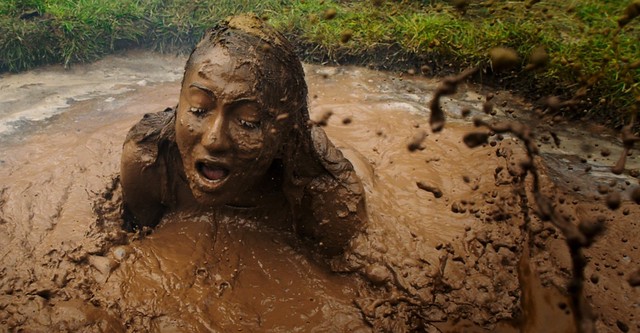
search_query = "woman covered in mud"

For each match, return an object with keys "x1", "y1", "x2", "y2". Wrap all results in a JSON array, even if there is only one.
[{"x1": 120, "y1": 14, "x2": 366, "y2": 255}]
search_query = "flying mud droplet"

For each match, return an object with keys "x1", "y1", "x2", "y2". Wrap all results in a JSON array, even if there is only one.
[
  {"x1": 323, "y1": 8, "x2": 338, "y2": 20},
  {"x1": 486, "y1": 92, "x2": 495, "y2": 101},
  {"x1": 612, "y1": 153, "x2": 627, "y2": 175},
  {"x1": 463, "y1": 132, "x2": 489, "y2": 148},
  {"x1": 429, "y1": 67, "x2": 478, "y2": 132},
  {"x1": 550, "y1": 132, "x2": 561, "y2": 147},
  {"x1": 578, "y1": 217, "x2": 605, "y2": 243},
  {"x1": 525, "y1": 46, "x2": 549, "y2": 71},
  {"x1": 259, "y1": 42, "x2": 272, "y2": 53},
  {"x1": 618, "y1": 1, "x2": 640, "y2": 27},
  {"x1": 452, "y1": 0, "x2": 469, "y2": 13},
  {"x1": 307, "y1": 14, "x2": 319, "y2": 24},
  {"x1": 489, "y1": 47, "x2": 519, "y2": 72},
  {"x1": 613, "y1": 126, "x2": 640, "y2": 175},
  {"x1": 342, "y1": 117, "x2": 352, "y2": 125},
  {"x1": 545, "y1": 95, "x2": 562, "y2": 112},
  {"x1": 461, "y1": 107, "x2": 471, "y2": 117},
  {"x1": 483, "y1": 101, "x2": 494, "y2": 115},
  {"x1": 407, "y1": 130, "x2": 427, "y2": 152},
  {"x1": 600, "y1": 148, "x2": 611, "y2": 157},
  {"x1": 416, "y1": 181, "x2": 443, "y2": 198},
  {"x1": 616, "y1": 320, "x2": 630, "y2": 332},
  {"x1": 628, "y1": 268, "x2": 640, "y2": 287},
  {"x1": 314, "y1": 110, "x2": 333, "y2": 127},
  {"x1": 628, "y1": 59, "x2": 640, "y2": 70},
  {"x1": 525, "y1": 0, "x2": 541, "y2": 9},
  {"x1": 597, "y1": 184, "x2": 609, "y2": 195},
  {"x1": 605, "y1": 192, "x2": 621, "y2": 210},
  {"x1": 631, "y1": 186, "x2": 640, "y2": 204},
  {"x1": 340, "y1": 29, "x2": 353, "y2": 43}
]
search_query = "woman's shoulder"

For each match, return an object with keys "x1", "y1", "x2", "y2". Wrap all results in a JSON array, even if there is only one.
[
  {"x1": 125, "y1": 107, "x2": 176, "y2": 145},
  {"x1": 123, "y1": 108, "x2": 176, "y2": 164}
]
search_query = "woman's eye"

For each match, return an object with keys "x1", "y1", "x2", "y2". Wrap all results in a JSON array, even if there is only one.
[
  {"x1": 189, "y1": 106, "x2": 206, "y2": 114},
  {"x1": 239, "y1": 119, "x2": 260, "y2": 129}
]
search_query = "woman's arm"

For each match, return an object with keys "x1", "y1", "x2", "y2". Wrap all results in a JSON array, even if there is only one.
[
  {"x1": 120, "y1": 138, "x2": 165, "y2": 229},
  {"x1": 120, "y1": 111, "x2": 175, "y2": 229}
]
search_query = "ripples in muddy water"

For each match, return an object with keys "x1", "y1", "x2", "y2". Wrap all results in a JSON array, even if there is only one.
[{"x1": 0, "y1": 51, "x2": 184, "y2": 139}]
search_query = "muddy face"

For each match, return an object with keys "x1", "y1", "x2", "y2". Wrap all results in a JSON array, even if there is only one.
[{"x1": 175, "y1": 46, "x2": 284, "y2": 206}]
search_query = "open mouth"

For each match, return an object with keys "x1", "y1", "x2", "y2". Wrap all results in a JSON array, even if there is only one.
[{"x1": 197, "y1": 162, "x2": 230, "y2": 183}]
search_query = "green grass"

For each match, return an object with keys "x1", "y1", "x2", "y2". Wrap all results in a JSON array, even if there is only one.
[
  {"x1": 268, "y1": 0, "x2": 639, "y2": 126},
  {"x1": 0, "y1": 0, "x2": 638, "y2": 127},
  {"x1": 0, "y1": 0, "x2": 286, "y2": 69}
]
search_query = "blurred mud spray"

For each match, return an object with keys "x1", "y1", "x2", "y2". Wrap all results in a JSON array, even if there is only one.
[{"x1": 425, "y1": 3, "x2": 640, "y2": 328}]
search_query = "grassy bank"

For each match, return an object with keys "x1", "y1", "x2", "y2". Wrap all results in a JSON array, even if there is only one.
[{"x1": 1, "y1": 0, "x2": 638, "y2": 127}]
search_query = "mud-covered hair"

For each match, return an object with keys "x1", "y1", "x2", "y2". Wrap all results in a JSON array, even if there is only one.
[{"x1": 183, "y1": 13, "x2": 309, "y2": 126}]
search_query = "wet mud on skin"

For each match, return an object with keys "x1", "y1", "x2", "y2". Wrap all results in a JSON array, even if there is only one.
[{"x1": 0, "y1": 52, "x2": 638, "y2": 332}]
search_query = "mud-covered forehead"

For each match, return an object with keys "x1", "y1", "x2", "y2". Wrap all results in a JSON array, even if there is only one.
[
  {"x1": 184, "y1": 14, "x2": 308, "y2": 118},
  {"x1": 186, "y1": 47, "x2": 259, "y2": 103}
]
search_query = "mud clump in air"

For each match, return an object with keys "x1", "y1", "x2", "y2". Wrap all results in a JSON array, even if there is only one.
[
  {"x1": 407, "y1": 130, "x2": 427, "y2": 152},
  {"x1": 323, "y1": 8, "x2": 338, "y2": 20},
  {"x1": 489, "y1": 47, "x2": 519, "y2": 72},
  {"x1": 340, "y1": 30, "x2": 353, "y2": 43}
]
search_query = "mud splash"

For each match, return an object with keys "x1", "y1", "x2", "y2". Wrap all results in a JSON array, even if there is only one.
[{"x1": 0, "y1": 53, "x2": 638, "y2": 332}]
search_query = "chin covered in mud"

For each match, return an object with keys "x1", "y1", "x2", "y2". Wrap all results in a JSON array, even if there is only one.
[{"x1": 120, "y1": 14, "x2": 366, "y2": 255}]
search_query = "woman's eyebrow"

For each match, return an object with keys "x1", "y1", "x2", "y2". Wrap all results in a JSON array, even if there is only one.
[
  {"x1": 189, "y1": 83, "x2": 257, "y2": 105},
  {"x1": 228, "y1": 97, "x2": 258, "y2": 106},
  {"x1": 189, "y1": 83, "x2": 215, "y2": 97}
]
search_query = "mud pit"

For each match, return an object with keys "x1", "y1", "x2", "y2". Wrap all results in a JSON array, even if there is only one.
[{"x1": 1, "y1": 52, "x2": 638, "y2": 332}]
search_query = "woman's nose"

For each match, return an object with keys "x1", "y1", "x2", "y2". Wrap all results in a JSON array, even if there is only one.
[{"x1": 201, "y1": 112, "x2": 231, "y2": 153}]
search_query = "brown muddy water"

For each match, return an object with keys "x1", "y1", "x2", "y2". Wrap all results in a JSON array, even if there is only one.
[{"x1": 0, "y1": 51, "x2": 638, "y2": 332}]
